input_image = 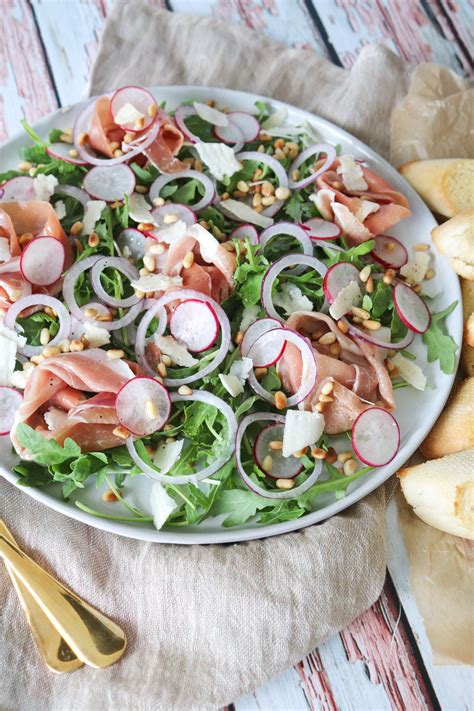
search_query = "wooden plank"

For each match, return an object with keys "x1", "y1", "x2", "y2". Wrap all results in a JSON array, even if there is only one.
[
  {"x1": 386, "y1": 499, "x2": 474, "y2": 711},
  {"x1": 234, "y1": 666, "x2": 310, "y2": 711},
  {"x1": 0, "y1": 0, "x2": 57, "y2": 142},
  {"x1": 311, "y1": 0, "x2": 469, "y2": 74},
  {"x1": 423, "y1": 0, "x2": 473, "y2": 72}
]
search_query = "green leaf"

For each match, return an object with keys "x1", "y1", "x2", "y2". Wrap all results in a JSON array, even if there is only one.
[
  {"x1": 13, "y1": 462, "x2": 52, "y2": 488},
  {"x1": 48, "y1": 128, "x2": 64, "y2": 143},
  {"x1": 254, "y1": 100, "x2": 269, "y2": 123},
  {"x1": 16, "y1": 312, "x2": 59, "y2": 346},
  {"x1": 211, "y1": 489, "x2": 269, "y2": 527},
  {"x1": 422, "y1": 301, "x2": 459, "y2": 374},
  {"x1": 371, "y1": 281, "x2": 392, "y2": 320},
  {"x1": 15, "y1": 424, "x2": 81, "y2": 465}
]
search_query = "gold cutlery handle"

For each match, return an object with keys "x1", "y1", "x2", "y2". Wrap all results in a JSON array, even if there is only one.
[
  {"x1": 0, "y1": 529, "x2": 126, "y2": 668},
  {"x1": 0, "y1": 521, "x2": 82, "y2": 673}
]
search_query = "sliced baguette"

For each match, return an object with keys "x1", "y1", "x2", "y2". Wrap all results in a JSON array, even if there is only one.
[
  {"x1": 399, "y1": 159, "x2": 474, "y2": 217},
  {"x1": 431, "y1": 209, "x2": 474, "y2": 280},
  {"x1": 462, "y1": 280, "x2": 474, "y2": 376},
  {"x1": 420, "y1": 378, "x2": 474, "y2": 459},
  {"x1": 398, "y1": 449, "x2": 474, "y2": 540}
]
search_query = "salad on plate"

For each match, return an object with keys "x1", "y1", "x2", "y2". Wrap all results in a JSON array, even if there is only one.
[{"x1": 0, "y1": 86, "x2": 458, "y2": 531}]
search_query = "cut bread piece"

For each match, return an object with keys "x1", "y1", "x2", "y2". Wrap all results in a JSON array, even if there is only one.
[
  {"x1": 398, "y1": 448, "x2": 474, "y2": 540},
  {"x1": 420, "y1": 378, "x2": 474, "y2": 459},
  {"x1": 399, "y1": 159, "x2": 474, "y2": 217},
  {"x1": 431, "y1": 209, "x2": 474, "y2": 280},
  {"x1": 461, "y1": 279, "x2": 474, "y2": 376}
]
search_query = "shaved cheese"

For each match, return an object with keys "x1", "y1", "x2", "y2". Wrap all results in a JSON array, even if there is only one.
[
  {"x1": 194, "y1": 143, "x2": 242, "y2": 181},
  {"x1": 310, "y1": 189, "x2": 335, "y2": 220},
  {"x1": 329, "y1": 280, "x2": 362, "y2": 320},
  {"x1": 331, "y1": 202, "x2": 371, "y2": 242},
  {"x1": 54, "y1": 199, "x2": 67, "y2": 220},
  {"x1": 0, "y1": 237, "x2": 11, "y2": 262},
  {"x1": 273, "y1": 283, "x2": 313, "y2": 315},
  {"x1": 239, "y1": 305, "x2": 260, "y2": 332},
  {"x1": 282, "y1": 410, "x2": 325, "y2": 458},
  {"x1": 114, "y1": 103, "x2": 145, "y2": 126},
  {"x1": 219, "y1": 374, "x2": 244, "y2": 397},
  {"x1": 400, "y1": 252, "x2": 430, "y2": 284},
  {"x1": 187, "y1": 222, "x2": 220, "y2": 262},
  {"x1": 150, "y1": 482, "x2": 179, "y2": 531},
  {"x1": 44, "y1": 407, "x2": 68, "y2": 431},
  {"x1": 261, "y1": 106, "x2": 288, "y2": 130},
  {"x1": 355, "y1": 199, "x2": 379, "y2": 223},
  {"x1": 337, "y1": 155, "x2": 368, "y2": 192},
  {"x1": 153, "y1": 220, "x2": 187, "y2": 243},
  {"x1": 33, "y1": 174, "x2": 58, "y2": 202},
  {"x1": 0, "y1": 324, "x2": 26, "y2": 387},
  {"x1": 153, "y1": 438, "x2": 184, "y2": 474},
  {"x1": 82, "y1": 200, "x2": 106, "y2": 235},
  {"x1": 218, "y1": 199, "x2": 274, "y2": 228},
  {"x1": 11, "y1": 369, "x2": 30, "y2": 390},
  {"x1": 391, "y1": 353, "x2": 427, "y2": 391},
  {"x1": 193, "y1": 102, "x2": 229, "y2": 127},
  {"x1": 131, "y1": 274, "x2": 183, "y2": 294},
  {"x1": 128, "y1": 193, "x2": 156, "y2": 225},
  {"x1": 219, "y1": 356, "x2": 253, "y2": 396},
  {"x1": 154, "y1": 335, "x2": 198, "y2": 367},
  {"x1": 82, "y1": 323, "x2": 111, "y2": 348}
]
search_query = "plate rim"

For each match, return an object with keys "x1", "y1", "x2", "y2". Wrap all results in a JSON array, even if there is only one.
[{"x1": 0, "y1": 84, "x2": 463, "y2": 544}]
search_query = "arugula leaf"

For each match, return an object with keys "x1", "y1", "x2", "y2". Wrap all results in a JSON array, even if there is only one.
[
  {"x1": 254, "y1": 100, "x2": 269, "y2": 123},
  {"x1": 181, "y1": 114, "x2": 215, "y2": 142},
  {"x1": 16, "y1": 312, "x2": 59, "y2": 346},
  {"x1": 13, "y1": 461, "x2": 53, "y2": 488},
  {"x1": 233, "y1": 240, "x2": 269, "y2": 307},
  {"x1": 284, "y1": 191, "x2": 314, "y2": 223},
  {"x1": 211, "y1": 489, "x2": 269, "y2": 527},
  {"x1": 422, "y1": 301, "x2": 458, "y2": 374},
  {"x1": 15, "y1": 424, "x2": 81, "y2": 465},
  {"x1": 48, "y1": 128, "x2": 64, "y2": 143}
]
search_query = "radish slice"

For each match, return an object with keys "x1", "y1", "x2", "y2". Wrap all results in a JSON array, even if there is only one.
[
  {"x1": 46, "y1": 142, "x2": 88, "y2": 165},
  {"x1": 90, "y1": 256, "x2": 140, "y2": 308},
  {"x1": 323, "y1": 262, "x2": 360, "y2": 303},
  {"x1": 216, "y1": 112, "x2": 259, "y2": 142},
  {"x1": 151, "y1": 203, "x2": 197, "y2": 228},
  {"x1": 241, "y1": 317, "x2": 281, "y2": 357},
  {"x1": 117, "y1": 228, "x2": 147, "y2": 260},
  {"x1": 261, "y1": 254, "x2": 327, "y2": 322},
  {"x1": 230, "y1": 224, "x2": 259, "y2": 244},
  {"x1": 0, "y1": 387, "x2": 23, "y2": 436},
  {"x1": 253, "y1": 423, "x2": 303, "y2": 479},
  {"x1": 371, "y1": 235, "x2": 408, "y2": 269},
  {"x1": 53, "y1": 184, "x2": 89, "y2": 210},
  {"x1": 0, "y1": 176, "x2": 35, "y2": 202},
  {"x1": 352, "y1": 407, "x2": 400, "y2": 467},
  {"x1": 20, "y1": 237, "x2": 65, "y2": 286},
  {"x1": 149, "y1": 170, "x2": 214, "y2": 212},
  {"x1": 288, "y1": 143, "x2": 337, "y2": 190},
  {"x1": 393, "y1": 282, "x2": 431, "y2": 334},
  {"x1": 116, "y1": 376, "x2": 170, "y2": 436},
  {"x1": 83, "y1": 164, "x2": 136, "y2": 202},
  {"x1": 110, "y1": 85, "x2": 157, "y2": 133},
  {"x1": 169, "y1": 299, "x2": 219, "y2": 352},
  {"x1": 301, "y1": 218, "x2": 341, "y2": 240},
  {"x1": 213, "y1": 119, "x2": 246, "y2": 145},
  {"x1": 247, "y1": 327, "x2": 287, "y2": 368}
]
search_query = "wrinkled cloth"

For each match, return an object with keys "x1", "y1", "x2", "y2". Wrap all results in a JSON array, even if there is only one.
[{"x1": 1, "y1": 4, "x2": 466, "y2": 710}]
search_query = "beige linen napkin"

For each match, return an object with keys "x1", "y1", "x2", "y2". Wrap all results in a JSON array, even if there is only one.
[{"x1": 0, "y1": 5, "x2": 467, "y2": 710}]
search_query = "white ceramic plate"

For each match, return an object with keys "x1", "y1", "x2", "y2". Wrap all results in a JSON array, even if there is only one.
[{"x1": 0, "y1": 86, "x2": 462, "y2": 544}]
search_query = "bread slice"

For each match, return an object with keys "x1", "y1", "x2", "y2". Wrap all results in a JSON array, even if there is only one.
[
  {"x1": 399, "y1": 159, "x2": 474, "y2": 217},
  {"x1": 431, "y1": 209, "x2": 474, "y2": 279},
  {"x1": 398, "y1": 449, "x2": 474, "y2": 539},
  {"x1": 420, "y1": 378, "x2": 474, "y2": 458},
  {"x1": 461, "y1": 279, "x2": 474, "y2": 376}
]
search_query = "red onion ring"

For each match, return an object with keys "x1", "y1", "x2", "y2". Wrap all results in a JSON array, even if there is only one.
[
  {"x1": 4, "y1": 295, "x2": 71, "y2": 357},
  {"x1": 261, "y1": 254, "x2": 328, "y2": 322},
  {"x1": 236, "y1": 151, "x2": 289, "y2": 218},
  {"x1": 247, "y1": 328, "x2": 317, "y2": 407},
  {"x1": 346, "y1": 320, "x2": 415, "y2": 351},
  {"x1": 235, "y1": 412, "x2": 323, "y2": 499},
  {"x1": 90, "y1": 256, "x2": 140, "y2": 308},
  {"x1": 174, "y1": 105, "x2": 202, "y2": 143},
  {"x1": 53, "y1": 184, "x2": 90, "y2": 210},
  {"x1": 126, "y1": 390, "x2": 237, "y2": 486},
  {"x1": 230, "y1": 224, "x2": 259, "y2": 244},
  {"x1": 149, "y1": 169, "x2": 214, "y2": 213},
  {"x1": 288, "y1": 143, "x2": 336, "y2": 190},
  {"x1": 135, "y1": 289, "x2": 231, "y2": 386},
  {"x1": 259, "y1": 223, "x2": 313, "y2": 274}
]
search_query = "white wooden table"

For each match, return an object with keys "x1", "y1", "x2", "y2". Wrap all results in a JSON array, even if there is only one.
[{"x1": 1, "y1": 2, "x2": 473, "y2": 708}]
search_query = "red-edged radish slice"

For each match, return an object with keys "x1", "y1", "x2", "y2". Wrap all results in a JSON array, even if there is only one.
[
  {"x1": 371, "y1": 235, "x2": 408, "y2": 269},
  {"x1": 393, "y1": 282, "x2": 431, "y2": 334},
  {"x1": 352, "y1": 407, "x2": 400, "y2": 467},
  {"x1": 115, "y1": 376, "x2": 171, "y2": 436},
  {"x1": 20, "y1": 237, "x2": 65, "y2": 287},
  {"x1": 169, "y1": 299, "x2": 219, "y2": 352},
  {"x1": 117, "y1": 228, "x2": 147, "y2": 260},
  {"x1": 253, "y1": 423, "x2": 303, "y2": 479},
  {"x1": 151, "y1": 203, "x2": 197, "y2": 228},
  {"x1": 213, "y1": 120, "x2": 245, "y2": 146},
  {"x1": 300, "y1": 218, "x2": 341, "y2": 240},
  {"x1": 230, "y1": 224, "x2": 259, "y2": 244},
  {"x1": 46, "y1": 143, "x2": 88, "y2": 165},
  {"x1": 0, "y1": 176, "x2": 35, "y2": 202},
  {"x1": 323, "y1": 262, "x2": 360, "y2": 303},
  {"x1": 226, "y1": 112, "x2": 259, "y2": 142},
  {"x1": 83, "y1": 164, "x2": 136, "y2": 202},
  {"x1": 241, "y1": 318, "x2": 282, "y2": 357},
  {"x1": 247, "y1": 328, "x2": 287, "y2": 368},
  {"x1": 0, "y1": 387, "x2": 23, "y2": 436},
  {"x1": 110, "y1": 85, "x2": 157, "y2": 133}
]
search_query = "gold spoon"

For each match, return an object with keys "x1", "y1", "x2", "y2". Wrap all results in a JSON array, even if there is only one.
[
  {"x1": 0, "y1": 520, "x2": 127, "y2": 668},
  {"x1": 0, "y1": 520, "x2": 83, "y2": 673}
]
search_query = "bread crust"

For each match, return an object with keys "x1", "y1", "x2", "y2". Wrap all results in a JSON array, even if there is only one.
[
  {"x1": 420, "y1": 378, "x2": 474, "y2": 459},
  {"x1": 399, "y1": 159, "x2": 474, "y2": 217},
  {"x1": 431, "y1": 209, "x2": 474, "y2": 280}
]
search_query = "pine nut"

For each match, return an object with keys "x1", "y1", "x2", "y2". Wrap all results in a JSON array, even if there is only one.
[
  {"x1": 161, "y1": 354, "x2": 172, "y2": 366},
  {"x1": 276, "y1": 478, "x2": 295, "y2": 490},
  {"x1": 386, "y1": 241, "x2": 396, "y2": 251},
  {"x1": 88, "y1": 232, "x2": 99, "y2": 247},
  {"x1": 143, "y1": 255, "x2": 155, "y2": 272},
  {"x1": 274, "y1": 148, "x2": 286, "y2": 160},
  {"x1": 259, "y1": 132, "x2": 272, "y2": 142},
  {"x1": 98, "y1": 313, "x2": 112, "y2": 322},
  {"x1": 107, "y1": 349, "x2": 124, "y2": 360},
  {"x1": 183, "y1": 251, "x2": 194, "y2": 269},
  {"x1": 18, "y1": 161, "x2": 32, "y2": 172},
  {"x1": 261, "y1": 196, "x2": 275, "y2": 206},
  {"x1": 139, "y1": 268, "x2": 150, "y2": 277},
  {"x1": 329, "y1": 343, "x2": 341, "y2": 357},
  {"x1": 39, "y1": 328, "x2": 51, "y2": 346},
  {"x1": 113, "y1": 426, "x2": 129, "y2": 439},
  {"x1": 321, "y1": 380, "x2": 334, "y2": 395},
  {"x1": 274, "y1": 391, "x2": 288, "y2": 410},
  {"x1": 269, "y1": 440, "x2": 283, "y2": 451},
  {"x1": 365, "y1": 276, "x2": 374, "y2": 294},
  {"x1": 252, "y1": 193, "x2": 262, "y2": 208},
  {"x1": 194, "y1": 159, "x2": 203, "y2": 172},
  {"x1": 178, "y1": 385, "x2": 193, "y2": 396},
  {"x1": 19, "y1": 232, "x2": 34, "y2": 245},
  {"x1": 313, "y1": 402, "x2": 325, "y2": 413},
  {"x1": 274, "y1": 138, "x2": 285, "y2": 149},
  {"x1": 30, "y1": 355, "x2": 44, "y2": 365},
  {"x1": 135, "y1": 185, "x2": 148, "y2": 194},
  {"x1": 148, "y1": 103, "x2": 158, "y2": 118},
  {"x1": 60, "y1": 133, "x2": 73, "y2": 144},
  {"x1": 102, "y1": 489, "x2": 119, "y2": 503},
  {"x1": 262, "y1": 455, "x2": 273, "y2": 471},
  {"x1": 222, "y1": 241, "x2": 236, "y2": 252},
  {"x1": 293, "y1": 447, "x2": 308, "y2": 458},
  {"x1": 344, "y1": 459, "x2": 358, "y2": 476},
  {"x1": 359, "y1": 265, "x2": 371, "y2": 282},
  {"x1": 413, "y1": 284, "x2": 422, "y2": 294},
  {"x1": 261, "y1": 181, "x2": 274, "y2": 197},
  {"x1": 254, "y1": 367, "x2": 267, "y2": 380},
  {"x1": 146, "y1": 400, "x2": 159, "y2": 419},
  {"x1": 237, "y1": 180, "x2": 249, "y2": 193},
  {"x1": 109, "y1": 141, "x2": 120, "y2": 153},
  {"x1": 165, "y1": 436, "x2": 176, "y2": 444},
  {"x1": 425, "y1": 268, "x2": 435, "y2": 280},
  {"x1": 153, "y1": 197, "x2": 165, "y2": 207},
  {"x1": 383, "y1": 269, "x2": 396, "y2": 285},
  {"x1": 69, "y1": 339, "x2": 84, "y2": 352},
  {"x1": 157, "y1": 362, "x2": 167, "y2": 377},
  {"x1": 42, "y1": 345, "x2": 61, "y2": 358},
  {"x1": 362, "y1": 320, "x2": 381, "y2": 330},
  {"x1": 414, "y1": 243, "x2": 429, "y2": 251},
  {"x1": 337, "y1": 451, "x2": 353, "y2": 463},
  {"x1": 275, "y1": 186, "x2": 291, "y2": 201},
  {"x1": 137, "y1": 222, "x2": 155, "y2": 232},
  {"x1": 326, "y1": 447, "x2": 337, "y2": 464},
  {"x1": 70, "y1": 221, "x2": 83, "y2": 236},
  {"x1": 234, "y1": 331, "x2": 244, "y2": 346},
  {"x1": 163, "y1": 213, "x2": 178, "y2": 224},
  {"x1": 311, "y1": 447, "x2": 327, "y2": 460},
  {"x1": 319, "y1": 393, "x2": 334, "y2": 403},
  {"x1": 28, "y1": 167, "x2": 37, "y2": 177},
  {"x1": 135, "y1": 290, "x2": 145, "y2": 299},
  {"x1": 149, "y1": 242, "x2": 165, "y2": 255},
  {"x1": 318, "y1": 332, "x2": 336, "y2": 345},
  {"x1": 59, "y1": 339, "x2": 70, "y2": 352},
  {"x1": 22, "y1": 361, "x2": 35, "y2": 372},
  {"x1": 77, "y1": 132, "x2": 88, "y2": 145},
  {"x1": 351, "y1": 306, "x2": 370, "y2": 320},
  {"x1": 84, "y1": 307, "x2": 98, "y2": 318}
]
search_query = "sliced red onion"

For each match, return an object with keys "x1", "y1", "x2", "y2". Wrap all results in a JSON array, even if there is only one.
[
  {"x1": 149, "y1": 169, "x2": 214, "y2": 213},
  {"x1": 236, "y1": 151, "x2": 289, "y2": 218},
  {"x1": 126, "y1": 390, "x2": 237, "y2": 485},
  {"x1": 240, "y1": 317, "x2": 281, "y2": 357},
  {"x1": 0, "y1": 387, "x2": 23, "y2": 436},
  {"x1": 53, "y1": 184, "x2": 90, "y2": 210},
  {"x1": 116, "y1": 376, "x2": 171, "y2": 436},
  {"x1": 236, "y1": 412, "x2": 322, "y2": 499},
  {"x1": 83, "y1": 164, "x2": 136, "y2": 202},
  {"x1": 352, "y1": 407, "x2": 400, "y2": 467},
  {"x1": 0, "y1": 176, "x2": 35, "y2": 202},
  {"x1": 259, "y1": 222, "x2": 313, "y2": 274},
  {"x1": 73, "y1": 96, "x2": 159, "y2": 166},
  {"x1": 116, "y1": 228, "x2": 147, "y2": 260},
  {"x1": 46, "y1": 142, "x2": 88, "y2": 166},
  {"x1": 346, "y1": 320, "x2": 414, "y2": 350},
  {"x1": 300, "y1": 217, "x2": 341, "y2": 240},
  {"x1": 253, "y1": 423, "x2": 303, "y2": 479},
  {"x1": 230, "y1": 224, "x2": 259, "y2": 244},
  {"x1": 151, "y1": 203, "x2": 197, "y2": 228},
  {"x1": 288, "y1": 143, "x2": 336, "y2": 190},
  {"x1": 20, "y1": 236, "x2": 66, "y2": 287},
  {"x1": 261, "y1": 254, "x2": 328, "y2": 322},
  {"x1": 90, "y1": 256, "x2": 140, "y2": 308},
  {"x1": 110, "y1": 85, "x2": 157, "y2": 133},
  {"x1": 174, "y1": 105, "x2": 202, "y2": 143},
  {"x1": 4, "y1": 295, "x2": 71, "y2": 357},
  {"x1": 135, "y1": 289, "x2": 231, "y2": 386},
  {"x1": 247, "y1": 329, "x2": 317, "y2": 407}
]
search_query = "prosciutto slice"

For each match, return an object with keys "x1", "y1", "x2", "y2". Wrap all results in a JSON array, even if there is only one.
[
  {"x1": 143, "y1": 107, "x2": 187, "y2": 174},
  {"x1": 88, "y1": 96, "x2": 125, "y2": 157},
  {"x1": 11, "y1": 349, "x2": 136, "y2": 458}
]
